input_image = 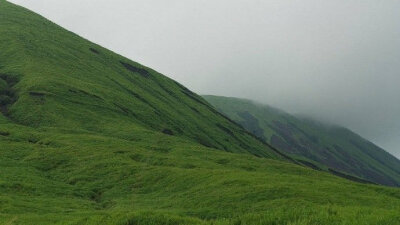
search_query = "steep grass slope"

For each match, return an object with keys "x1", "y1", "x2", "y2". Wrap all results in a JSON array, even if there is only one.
[
  {"x1": 1, "y1": 1, "x2": 400, "y2": 224},
  {"x1": 203, "y1": 95, "x2": 400, "y2": 186},
  {"x1": 0, "y1": 0, "x2": 282, "y2": 159}
]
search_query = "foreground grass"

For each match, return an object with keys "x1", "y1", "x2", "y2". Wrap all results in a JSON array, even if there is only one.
[{"x1": 1, "y1": 120, "x2": 400, "y2": 224}]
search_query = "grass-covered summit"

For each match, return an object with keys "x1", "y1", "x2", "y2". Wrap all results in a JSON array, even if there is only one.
[
  {"x1": 204, "y1": 95, "x2": 400, "y2": 186},
  {"x1": 1, "y1": 1, "x2": 400, "y2": 224}
]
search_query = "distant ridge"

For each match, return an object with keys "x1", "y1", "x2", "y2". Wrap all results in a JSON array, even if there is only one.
[{"x1": 204, "y1": 95, "x2": 400, "y2": 186}]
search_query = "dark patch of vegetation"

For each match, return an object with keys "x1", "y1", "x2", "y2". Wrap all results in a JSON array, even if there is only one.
[
  {"x1": 180, "y1": 163, "x2": 195, "y2": 169},
  {"x1": 298, "y1": 159, "x2": 322, "y2": 171},
  {"x1": 89, "y1": 48, "x2": 100, "y2": 54},
  {"x1": 162, "y1": 129, "x2": 174, "y2": 136},
  {"x1": 328, "y1": 168, "x2": 376, "y2": 185},
  {"x1": 29, "y1": 91, "x2": 46, "y2": 105},
  {"x1": 130, "y1": 153, "x2": 144, "y2": 162},
  {"x1": 90, "y1": 189, "x2": 103, "y2": 204},
  {"x1": 120, "y1": 61, "x2": 150, "y2": 78},
  {"x1": 68, "y1": 88, "x2": 103, "y2": 100},
  {"x1": 109, "y1": 78, "x2": 159, "y2": 112},
  {"x1": 216, "y1": 123, "x2": 235, "y2": 136},
  {"x1": 189, "y1": 106, "x2": 200, "y2": 114},
  {"x1": 29, "y1": 91, "x2": 45, "y2": 97},
  {"x1": 113, "y1": 103, "x2": 137, "y2": 118},
  {"x1": 0, "y1": 95, "x2": 12, "y2": 106},
  {"x1": 36, "y1": 158, "x2": 68, "y2": 172},
  {"x1": 0, "y1": 74, "x2": 19, "y2": 115},
  {"x1": 0, "y1": 74, "x2": 19, "y2": 86},
  {"x1": 0, "y1": 130, "x2": 10, "y2": 136},
  {"x1": 114, "y1": 150, "x2": 127, "y2": 154},
  {"x1": 28, "y1": 138, "x2": 38, "y2": 144},
  {"x1": 195, "y1": 136, "x2": 217, "y2": 149},
  {"x1": 155, "y1": 79, "x2": 175, "y2": 96},
  {"x1": 216, "y1": 158, "x2": 229, "y2": 165}
]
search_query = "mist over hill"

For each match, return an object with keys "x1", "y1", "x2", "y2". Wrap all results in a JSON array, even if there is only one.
[
  {"x1": 9, "y1": 0, "x2": 400, "y2": 158},
  {"x1": 204, "y1": 95, "x2": 400, "y2": 186}
]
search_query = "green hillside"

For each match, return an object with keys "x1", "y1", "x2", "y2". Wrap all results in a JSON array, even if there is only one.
[
  {"x1": 203, "y1": 95, "x2": 400, "y2": 186},
  {"x1": 0, "y1": 1, "x2": 287, "y2": 159},
  {"x1": 1, "y1": 1, "x2": 400, "y2": 224}
]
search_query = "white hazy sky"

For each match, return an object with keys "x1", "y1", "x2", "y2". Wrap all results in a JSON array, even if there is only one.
[{"x1": 9, "y1": 0, "x2": 400, "y2": 158}]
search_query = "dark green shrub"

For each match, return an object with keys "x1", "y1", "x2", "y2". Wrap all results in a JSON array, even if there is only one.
[
  {"x1": 0, "y1": 78, "x2": 7, "y2": 90},
  {"x1": 0, "y1": 95, "x2": 11, "y2": 105}
]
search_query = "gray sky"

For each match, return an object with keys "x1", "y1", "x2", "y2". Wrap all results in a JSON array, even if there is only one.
[{"x1": 9, "y1": 0, "x2": 400, "y2": 158}]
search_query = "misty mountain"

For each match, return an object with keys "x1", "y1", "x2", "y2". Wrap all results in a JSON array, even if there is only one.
[{"x1": 204, "y1": 95, "x2": 400, "y2": 186}]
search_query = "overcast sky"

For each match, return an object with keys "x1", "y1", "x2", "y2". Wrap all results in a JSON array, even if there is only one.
[{"x1": 9, "y1": 0, "x2": 400, "y2": 158}]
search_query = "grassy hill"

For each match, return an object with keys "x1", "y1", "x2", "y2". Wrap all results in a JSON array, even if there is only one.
[
  {"x1": 0, "y1": 0, "x2": 284, "y2": 159},
  {"x1": 203, "y1": 95, "x2": 400, "y2": 186},
  {"x1": 1, "y1": 1, "x2": 400, "y2": 224}
]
